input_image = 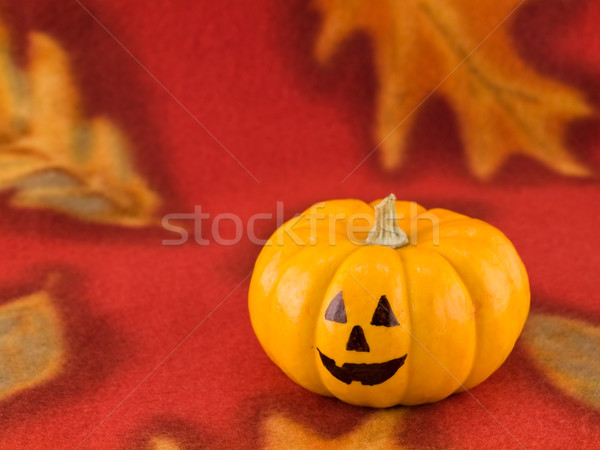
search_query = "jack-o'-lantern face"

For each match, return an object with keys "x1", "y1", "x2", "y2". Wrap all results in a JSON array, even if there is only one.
[{"x1": 316, "y1": 291, "x2": 408, "y2": 386}]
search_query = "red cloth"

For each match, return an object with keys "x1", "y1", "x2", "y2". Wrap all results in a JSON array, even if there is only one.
[{"x1": 1, "y1": 0, "x2": 599, "y2": 448}]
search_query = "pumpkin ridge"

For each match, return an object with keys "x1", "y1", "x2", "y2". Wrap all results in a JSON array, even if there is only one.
[
  {"x1": 296, "y1": 199, "x2": 375, "y2": 236},
  {"x1": 257, "y1": 225, "x2": 353, "y2": 278},
  {"x1": 276, "y1": 214, "x2": 363, "y2": 244},
  {"x1": 398, "y1": 245, "x2": 478, "y2": 402},
  {"x1": 257, "y1": 243, "x2": 321, "y2": 376},
  {"x1": 426, "y1": 247, "x2": 479, "y2": 390},
  {"x1": 415, "y1": 216, "x2": 475, "y2": 244},
  {"x1": 252, "y1": 234, "x2": 308, "y2": 320},
  {"x1": 417, "y1": 217, "x2": 508, "y2": 254},
  {"x1": 256, "y1": 223, "x2": 364, "y2": 366},
  {"x1": 249, "y1": 248, "x2": 303, "y2": 365},
  {"x1": 426, "y1": 236, "x2": 520, "y2": 301},
  {"x1": 392, "y1": 249, "x2": 413, "y2": 402},
  {"x1": 422, "y1": 237, "x2": 525, "y2": 389},
  {"x1": 436, "y1": 218, "x2": 527, "y2": 297},
  {"x1": 269, "y1": 240, "x2": 360, "y2": 390},
  {"x1": 313, "y1": 245, "x2": 368, "y2": 394}
]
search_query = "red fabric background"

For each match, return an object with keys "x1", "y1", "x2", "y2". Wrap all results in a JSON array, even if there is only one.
[{"x1": 1, "y1": 0, "x2": 599, "y2": 447}]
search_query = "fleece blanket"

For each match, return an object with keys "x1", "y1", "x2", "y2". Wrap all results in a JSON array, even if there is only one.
[{"x1": 0, "y1": 0, "x2": 599, "y2": 448}]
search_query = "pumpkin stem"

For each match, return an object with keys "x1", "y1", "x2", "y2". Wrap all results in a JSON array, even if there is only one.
[{"x1": 366, "y1": 194, "x2": 408, "y2": 248}]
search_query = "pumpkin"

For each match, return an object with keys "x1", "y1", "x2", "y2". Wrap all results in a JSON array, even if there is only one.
[{"x1": 248, "y1": 194, "x2": 529, "y2": 407}]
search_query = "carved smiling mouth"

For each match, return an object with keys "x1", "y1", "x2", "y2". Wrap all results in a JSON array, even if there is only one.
[{"x1": 317, "y1": 348, "x2": 407, "y2": 386}]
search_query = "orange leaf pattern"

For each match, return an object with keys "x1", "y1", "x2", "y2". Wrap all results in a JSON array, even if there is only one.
[
  {"x1": 522, "y1": 313, "x2": 600, "y2": 410},
  {"x1": 0, "y1": 289, "x2": 64, "y2": 402},
  {"x1": 147, "y1": 436, "x2": 183, "y2": 450},
  {"x1": 0, "y1": 19, "x2": 160, "y2": 226},
  {"x1": 313, "y1": 0, "x2": 592, "y2": 179},
  {"x1": 263, "y1": 409, "x2": 407, "y2": 449}
]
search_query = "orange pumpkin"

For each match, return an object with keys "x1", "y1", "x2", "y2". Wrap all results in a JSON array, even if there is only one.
[{"x1": 249, "y1": 194, "x2": 529, "y2": 407}]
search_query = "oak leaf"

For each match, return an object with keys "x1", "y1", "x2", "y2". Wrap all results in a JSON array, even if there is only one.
[
  {"x1": 313, "y1": 0, "x2": 592, "y2": 179},
  {"x1": 0, "y1": 19, "x2": 159, "y2": 226},
  {"x1": 0, "y1": 289, "x2": 64, "y2": 402}
]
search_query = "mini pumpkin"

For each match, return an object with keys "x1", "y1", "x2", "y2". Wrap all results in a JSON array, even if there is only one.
[{"x1": 249, "y1": 194, "x2": 529, "y2": 407}]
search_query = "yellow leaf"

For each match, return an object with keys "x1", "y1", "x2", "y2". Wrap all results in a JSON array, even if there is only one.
[
  {"x1": 25, "y1": 32, "x2": 80, "y2": 160},
  {"x1": 263, "y1": 409, "x2": 407, "y2": 449},
  {"x1": 0, "y1": 17, "x2": 160, "y2": 226},
  {"x1": 148, "y1": 436, "x2": 183, "y2": 450},
  {"x1": 313, "y1": 0, "x2": 592, "y2": 179},
  {"x1": 9, "y1": 118, "x2": 160, "y2": 226},
  {"x1": 522, "y1": 314, "x2": 600, "y2": 410},
  {"x1": 0, "y1": 290, "x2": 64, "y2": 402},
  {"x1": 0, "y1": 21, "x2": 27, "y2": 142}
]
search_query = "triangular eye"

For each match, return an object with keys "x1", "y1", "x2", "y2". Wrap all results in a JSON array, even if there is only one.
[
  {"x1": 370, "y1": 295, "x2": 399, "y2": 327},
  {"x1": 324, "y1": 291, "x2": 347, "y2": 323}
]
